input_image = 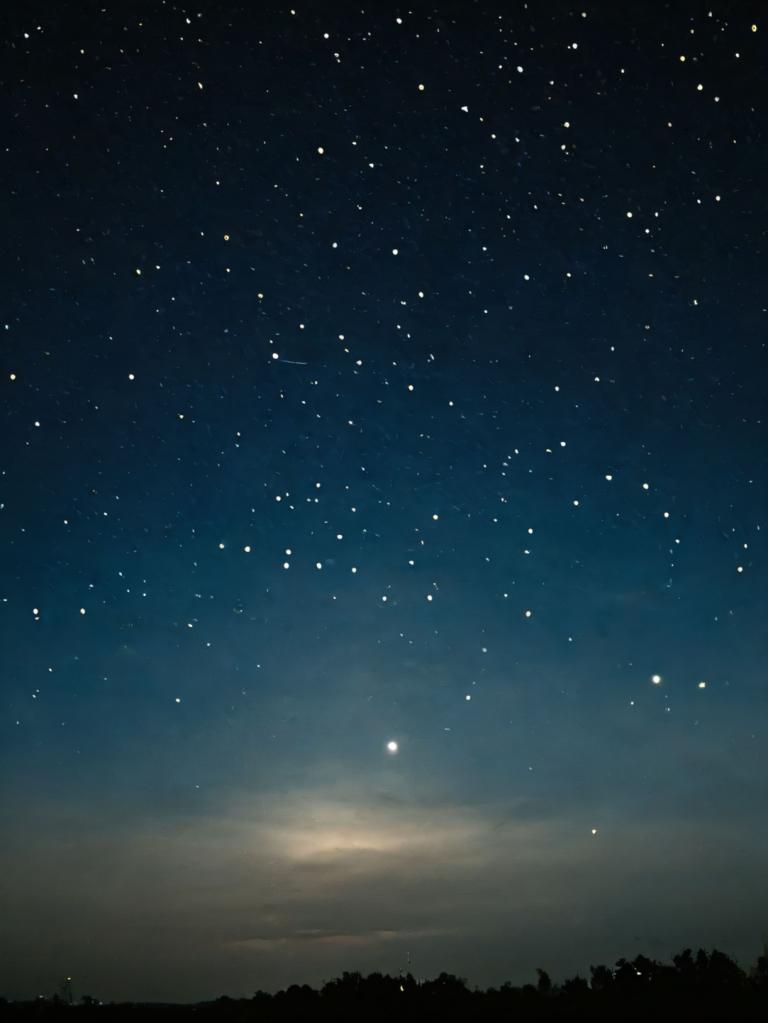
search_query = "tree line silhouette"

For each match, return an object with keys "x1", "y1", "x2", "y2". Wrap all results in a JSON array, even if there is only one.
[{"x1": 3, "y1": 946, "x2": 768, "y2": 1021}]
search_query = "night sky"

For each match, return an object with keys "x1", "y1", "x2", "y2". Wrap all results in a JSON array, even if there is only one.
[{"x1": 1, "y1": 0, "x2": 767, "y2": 1004}]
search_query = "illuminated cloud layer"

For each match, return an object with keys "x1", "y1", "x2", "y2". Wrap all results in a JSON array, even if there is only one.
[{"x1": 2, "y1": 780, "x2": 766, "y2": 1000}]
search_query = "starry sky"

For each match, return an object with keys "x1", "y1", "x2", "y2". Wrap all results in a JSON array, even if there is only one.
[{"x1": 1, "y1": 0, "x2": 767, "y2": 1004}]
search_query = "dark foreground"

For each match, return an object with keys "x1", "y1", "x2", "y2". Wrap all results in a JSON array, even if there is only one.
[{"x1": 3, "y1": 948, "x2": 768, "y2": 1021}]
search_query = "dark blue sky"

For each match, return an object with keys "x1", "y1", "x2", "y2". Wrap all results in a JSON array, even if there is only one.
[{"x1": 1, "y1": 0, "x2": 766, "y2": 1002}]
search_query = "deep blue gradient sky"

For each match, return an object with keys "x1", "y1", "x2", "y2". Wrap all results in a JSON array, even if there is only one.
[{"x1": 1, "y1": 0, "x2": 766, "y2": 1002}]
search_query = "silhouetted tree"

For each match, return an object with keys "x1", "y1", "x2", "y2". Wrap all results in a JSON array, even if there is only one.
[
  {"x1": 1, "y1": 946, "x2": 767, "y2": 1022},
  {"x1": 673, "y1": 946, "x2": 696, "y2": 978},
  {"x1": 752, "y1": 954, "x2": 768, "y2": 990},
  {"x1": 590, "y1": 962, "x2": 614, "y2": 991},
  {"x1": 705, "y1": 948, "x2": 745, "y2": 989},
  {"x1": 561, "y1": 973, "x2": 589, "y2": 995}
]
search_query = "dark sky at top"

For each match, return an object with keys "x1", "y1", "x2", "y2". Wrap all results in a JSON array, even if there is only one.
[{"x1": 1, "y1": 0, "x2": 766, "y2": 1003}]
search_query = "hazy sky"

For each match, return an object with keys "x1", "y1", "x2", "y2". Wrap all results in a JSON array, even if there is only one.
[{"x1": 1, "y1": 0, "x2": 766, "y2": 1002}]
